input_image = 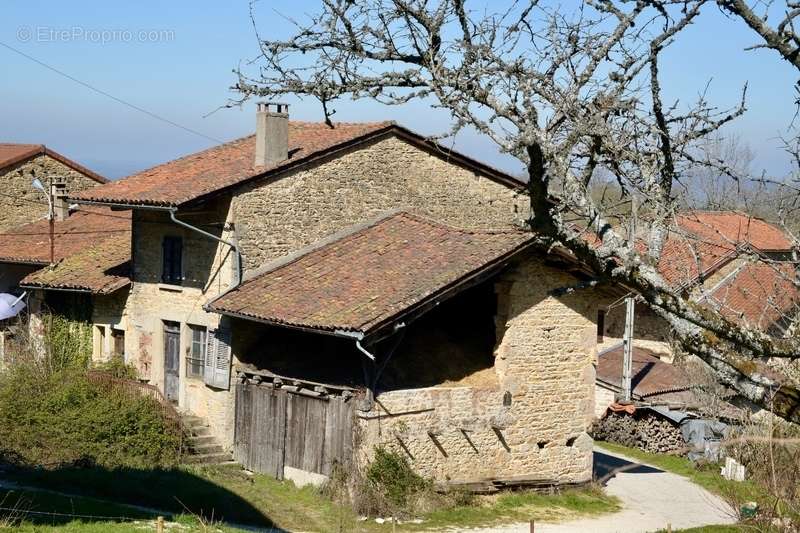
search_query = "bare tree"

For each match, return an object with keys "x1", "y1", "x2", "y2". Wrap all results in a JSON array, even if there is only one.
[{"x1": 235, "y1": 0, "x2": 800, "y2": 422}]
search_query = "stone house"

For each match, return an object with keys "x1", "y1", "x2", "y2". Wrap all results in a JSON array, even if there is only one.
[
  {"x1": 0, "y1": 143, "x2": 106, "y2": 232},
  {"x1": 0, "y1": 201, "x2": 131, "y2": 362},
  {"x1": 68, "y1": 103, "x2": 605, "y2": 487}
]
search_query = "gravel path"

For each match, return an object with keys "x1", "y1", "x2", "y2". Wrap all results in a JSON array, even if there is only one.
[{"x1": 461, "y1": 447, "x2": 737, "y2": 533}]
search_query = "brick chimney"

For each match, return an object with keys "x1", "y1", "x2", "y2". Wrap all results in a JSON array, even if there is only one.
[
  {"x1": 51, "y1": 177, "x2": 68, "y2": 221},
  {"x1": 254, "y1": 102, "x2": 289, "y2": 167}
]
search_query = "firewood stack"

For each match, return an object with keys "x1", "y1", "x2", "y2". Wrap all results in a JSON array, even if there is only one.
[{"x1": 592, "y1": 412, "x2": 684, "y2": 454}]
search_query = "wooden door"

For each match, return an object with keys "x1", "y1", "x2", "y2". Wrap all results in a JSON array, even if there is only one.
[
  {"x1": 233, "y1": 382, "x2": 354, "y2": 478},
  {"x1": 163, "y1": 321, "x2": 180, "y2": 403}
]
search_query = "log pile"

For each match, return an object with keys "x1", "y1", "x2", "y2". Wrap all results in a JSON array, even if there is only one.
[{"x1": 593, "y1": 412, "x2": 684, "y2": 454}]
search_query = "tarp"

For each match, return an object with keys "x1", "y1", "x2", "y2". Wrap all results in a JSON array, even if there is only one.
[{"x1": 681, "y1": 418, "x2": 729, "y2": 462}]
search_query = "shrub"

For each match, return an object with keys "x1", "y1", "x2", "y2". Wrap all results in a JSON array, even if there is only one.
[
  {"x1": 366, "y1": 446, "x2": 430, "y2": 510},
  {"x1": 0, "y1": 362, "x2": 181, "y2": 469}
]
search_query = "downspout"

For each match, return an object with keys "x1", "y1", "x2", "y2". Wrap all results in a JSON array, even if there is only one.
[
  {"x1": 168, "y1": 208, "x2": 243, "y2": 286},
  {"x1": 337, "y1": 324, "x2": 406, "y2": 411}
]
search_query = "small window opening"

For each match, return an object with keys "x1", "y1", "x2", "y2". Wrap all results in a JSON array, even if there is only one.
[
  {"x1": 111, "y1": 329, "x2": 125, "y2": 360},
  {"x1": 597, "y1": 309, "x2": 606, "y2": 342},
  {"x1": 162, "y1": 236, "x2": 183, "y2": 285},
  {"x1": 566, "y1": 436, "x2": 577, "y2": 447},
  {"x1": 537, "y1": 441, "x2": 548, "y2": 450}
]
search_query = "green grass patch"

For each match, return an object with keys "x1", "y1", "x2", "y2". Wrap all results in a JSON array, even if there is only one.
[
  {"x1": 419, "y1": 485, "x2": 621, "y2": 530},
  {"x1": 2, "y1": 463, "x2": 621, "y2": 532}
]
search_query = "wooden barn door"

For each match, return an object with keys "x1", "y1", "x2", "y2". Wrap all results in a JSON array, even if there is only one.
[{"x1": 234, "y1": 381, "x2": 353, "y2": 479}]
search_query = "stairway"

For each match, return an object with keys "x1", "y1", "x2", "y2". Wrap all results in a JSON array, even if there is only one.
[{"x1": 181, "y1": 414, "x2": 234, "y2": 465}]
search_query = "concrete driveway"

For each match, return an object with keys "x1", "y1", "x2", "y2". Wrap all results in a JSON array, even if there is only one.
[{"x1": 462, "y1": 447, "x2": 737, "y2": 533}]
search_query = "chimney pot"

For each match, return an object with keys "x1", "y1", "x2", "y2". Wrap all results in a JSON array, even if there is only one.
[
  {"x1": 255, "y1": 102, "x2": 289, "y2": 167},
  {"x1": 51, "y1": 177, "x2": 68, "y2": 222}
]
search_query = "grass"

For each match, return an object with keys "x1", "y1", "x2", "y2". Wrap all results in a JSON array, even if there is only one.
[
  {"x1": 595, "y1": 441, "x2": 766, "y2": 508},
  {"x1": 0, "y1": 486, "x2": 249, "y2": 532},
  {"x1": 418, "y1": 485, "x2": 620, "y2": 530},
  {"x1": 0, "y1": 463, "x2": 621, "y2": 532}
]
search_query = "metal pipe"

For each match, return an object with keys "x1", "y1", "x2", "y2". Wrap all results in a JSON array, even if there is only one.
[
  {"x1": 168, "y1": 208, "x2": 243, "y2": 286},
  {"x1": 355, "y1": 338, "x2": 376, "y2": 361}
]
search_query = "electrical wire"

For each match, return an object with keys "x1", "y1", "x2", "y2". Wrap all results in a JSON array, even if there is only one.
[{"x1": 0, "y1": 40, "x2": 225, "y2": 145}]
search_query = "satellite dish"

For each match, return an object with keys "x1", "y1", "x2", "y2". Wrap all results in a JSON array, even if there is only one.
[{"x1": 0, "y1": 293, "x2": 26, "y2": 321}]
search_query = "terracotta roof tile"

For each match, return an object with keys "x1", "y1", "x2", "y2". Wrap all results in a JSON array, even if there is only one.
[
  {"x1": 21, "y1": 232, "x2": 130, "y2": 294},
  {"x1": 0, "y1": 207, "x2": 130, "y2": 266},
  {"x1": 0, "y1": 143, "x2": 107, "y2": 183},
  {"x1": 207, "y1": 212, "x2": 534, "y2": 335},
  {"x1": 70, "y1": 122, "x2": 524, "y2": 208},
  {"x1": 703, "y1": 261, "x2": 800, "y2": 331},
  {"x1": 71, "y1": 122, "x2": 396, "y2": 207},
  {"x1": 657, "y1": 211, "x2": 793, "y2": 286}
]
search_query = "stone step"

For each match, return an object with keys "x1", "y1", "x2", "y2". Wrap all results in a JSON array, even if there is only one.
[
  {"x1": 187, "y1": 426, "x2": 212, "y2": 437},
  {"x1": 183, "y1": 452, "x2": 233, "y2": 465},
  {"x1": 181, "y1": 415, "x2": 205, "y2": 426},
  {"x1": 186, "y1": 435, "x2": 216, "y2": 447},
  {"x1": 190, "y1": 443, "x2": 224, "y2": 455}
]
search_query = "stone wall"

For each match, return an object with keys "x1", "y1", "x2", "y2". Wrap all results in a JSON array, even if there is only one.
[
  {"x1": 91, "y1": 288, "x2": 130, "y2": 363},
  {"x1": 594, "y1": 384, "x2": 616, "y2": 419},
  {"x1": 232, "y1": 134, "x2": 528, "y2": 270},
  {"x1": 0, "y1": 155, "x2": 102, "y2": 231},
  {"x1": 358, "y1": 257, "x2": 597, "y2": 485}
]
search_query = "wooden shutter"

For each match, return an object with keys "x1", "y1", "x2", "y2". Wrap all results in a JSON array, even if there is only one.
[{"x1": 204, "y1": 328, "x2": 232, "y2": 389}]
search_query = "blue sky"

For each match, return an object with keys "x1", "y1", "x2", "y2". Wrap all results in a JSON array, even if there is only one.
[{"x1": 1, "y1": 1, "x2": 797, "y2": 179}]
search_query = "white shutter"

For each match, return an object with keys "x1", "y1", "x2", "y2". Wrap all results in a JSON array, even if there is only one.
[
  {"x1": 203, "y1": 331, "x2": 217, "y2": 386},
  {"x1": 204, "y1": 328, "x2": 231, "y2": 390}
]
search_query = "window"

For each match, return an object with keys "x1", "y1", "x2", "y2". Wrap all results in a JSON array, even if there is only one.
[
  {"x1": 597, "y1": 309, "x2": 606, "y2": 342},
  {"x1": 187, "y1": 325, "x2": 207, "y2": 378},
  {"x1": 111, "y1": 329, "x2": 125, "y2": 360},
  {"x1": 162, "y1": 236, "x2": 183, "y2": 284}
]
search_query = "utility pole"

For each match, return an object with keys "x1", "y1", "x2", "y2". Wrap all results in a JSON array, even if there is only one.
[{"x1": 621, "y1": 198, "x2": 637, "y2": 402}]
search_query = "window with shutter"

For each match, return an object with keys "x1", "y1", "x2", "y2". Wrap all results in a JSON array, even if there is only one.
[{"x1": 203, "y1": 328, "x2": 231, "y2": 389}]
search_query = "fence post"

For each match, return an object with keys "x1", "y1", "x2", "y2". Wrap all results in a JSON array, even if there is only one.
[{"x1": 156, "y1": 516, "x2": 164, "y2": 533}]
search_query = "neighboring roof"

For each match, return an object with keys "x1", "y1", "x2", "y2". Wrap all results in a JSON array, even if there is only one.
[
  {"x1": 207, "y1": 211, "x2": 534, "y2": 338},
  {"x1": 596, "y1": 345, "x2": 693, "y2": 398},
  {"x1": 0, "y1": 143, "x2": 107, "y2": 183},
  {"x1": 702, "y1": 260, "x2": 800, "y2": 332},
  {"x1": 657, "y1": 211, "x2": 793, "y2": 287},
  {"x1": 71, "y1": 122, "x2": 524, "y2": 208},
  {"x1": 678, "y1": 211, "x2": 792, "y2": 252},
  {"x1": 0, "y1": 207, "x2": 130, "y2": 266},
  {"x1": 20, "y1": 232, "x2": 130, "y2": 294}
]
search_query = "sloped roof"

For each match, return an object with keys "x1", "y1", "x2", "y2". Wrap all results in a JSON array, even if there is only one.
[
  {"x1": 0, "y1": 143, "x2": 107, "y2": 183},
  {"x1": 21, "y1": 232, "x2": 130, "y2": 294},
  {"x1": 70, "y1": 122, "x2": 524, "y2": 208},
  {"x1": 0, "y1": 207, "x2": 130, "y2": 266},
  {"x1": 597, "y1": 345, "x2": 693, "y2": 398},
  {"x1": 702, "y1": 261, "x2": 800, "y2": 331},
  {"x1": 207, "y1": 211, "x2": 534, "y2": 337},
  {"x1": 657, "y1": 211, "x2": 793, "y2": 287}
]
